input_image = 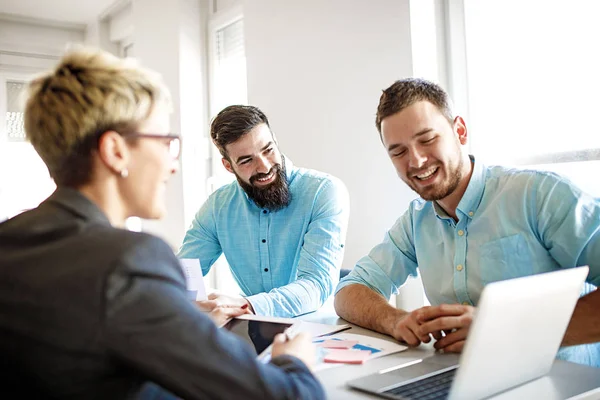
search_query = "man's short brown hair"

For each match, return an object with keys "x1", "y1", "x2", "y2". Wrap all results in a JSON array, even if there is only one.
[
  {"x1": 24, "y1": 47, "x2": 170, "y2": 187},
  {"x1": 210, "y1": 105, "x2": 270, "y2": 159},
  {"x1": 375, "y1": 78, "x2": 454, "y2": 134}
]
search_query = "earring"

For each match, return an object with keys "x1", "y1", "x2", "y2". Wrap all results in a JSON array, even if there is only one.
[{"x1": 120, "y1": 169, "x2": 129, "y2": 178}]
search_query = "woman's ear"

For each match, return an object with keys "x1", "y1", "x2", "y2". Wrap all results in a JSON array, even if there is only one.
[{"x1": 97, "y1": 131, "x2": 130, "y2": 175}]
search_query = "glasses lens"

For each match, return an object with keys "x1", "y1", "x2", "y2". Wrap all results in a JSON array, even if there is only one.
[{"x1": 170, "y1": 138, "x2": 181, "y2": 159}]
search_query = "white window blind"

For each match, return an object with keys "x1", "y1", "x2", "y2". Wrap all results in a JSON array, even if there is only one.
[
  {"x1": 211, "y1": 18, "x2": 247, "y2": 116},
  {"x1": 6, "y1": 80, "x2": 26, "y2": 142}
]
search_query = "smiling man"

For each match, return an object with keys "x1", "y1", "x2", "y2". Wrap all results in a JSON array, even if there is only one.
[
  {"x1": 178, "y1": 105, "x2": 349, "y2": 318},
  {"x1": 334, "y1": 78, "x2": 600, "y2": 367}
]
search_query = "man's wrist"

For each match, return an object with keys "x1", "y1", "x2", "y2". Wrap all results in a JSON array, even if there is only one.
[{"x1": 385, "y1": 308, "x2": 408, "y2": 337}]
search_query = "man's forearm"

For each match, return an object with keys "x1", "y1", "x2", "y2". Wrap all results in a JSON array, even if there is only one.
[
  {"x1": 247, "y1": 276, "x2": 330, "y2": 317},
  {"x1": 334, "y1": 284, "x2": 407, "y2": 336},
  {"x1": 562, "y1": 288, "x2": 600, "y2": 346}
]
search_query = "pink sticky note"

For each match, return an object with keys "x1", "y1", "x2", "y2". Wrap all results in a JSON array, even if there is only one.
[
  {"x1": 318, "y1": 339, "x2": 359, "y2": 349},
  {"x1": 323, "y1": 349, "x2": 372, "y2": 364}
]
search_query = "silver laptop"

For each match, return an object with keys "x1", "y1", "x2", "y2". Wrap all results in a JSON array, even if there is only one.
[{"x1": 348, "y1": 266, "x2": 589, "y2": 400}]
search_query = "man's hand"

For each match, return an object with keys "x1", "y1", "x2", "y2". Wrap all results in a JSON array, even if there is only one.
[
  {"x1": 390, "y1": 309, "x2": 435, "y2": 347},
  {"x1": 416, "y1": 304, "x2": 475, "y2": 353},
  {"x1": 271, "y1": 332, "x2": 317, "y2": 369},
  {"x1": 207, "y1": 305, "x2": 251, "y2": 326},
  {"x1": 196, "y1": 293, "x2": 255, "y2": 313}
]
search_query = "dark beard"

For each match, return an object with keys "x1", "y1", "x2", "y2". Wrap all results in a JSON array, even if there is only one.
[{"x1": 236, "y1": 161, "x2": 291, "y2": 211}]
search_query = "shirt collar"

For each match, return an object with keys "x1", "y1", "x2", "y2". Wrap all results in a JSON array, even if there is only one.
[
  {"x1": 431, "y1": 155, "x2": 485, "y2": 221},
  {"x1": 45, "y1": 187, "x2": 112, "y2": 225},
  {"x1": 455, "y1": 155, "x2": 486, "y2": 220}
]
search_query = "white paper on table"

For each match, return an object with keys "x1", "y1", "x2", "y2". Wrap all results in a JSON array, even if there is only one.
[
  {"x1": 312, "y1": 332, "x2": 408, "y2": 371},
  {"x1": 179, "y1": 258, "x2": 207, "y2": 301}
]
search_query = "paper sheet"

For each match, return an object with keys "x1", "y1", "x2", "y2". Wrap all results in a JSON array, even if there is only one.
[
  {"x1": 179, "y1": 258, "x2": 207, "y2": 301},
  {"x1": 312, "y1": 332, "x2": 408, "y2": 371}
]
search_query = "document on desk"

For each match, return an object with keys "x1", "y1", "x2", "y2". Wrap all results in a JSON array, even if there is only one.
[
  {"x1": 312, "y1": 332, "x2": 408, "y2": 371},
  {"x1": 179, "y1": 258, "x2": 207, "y2": 301}
]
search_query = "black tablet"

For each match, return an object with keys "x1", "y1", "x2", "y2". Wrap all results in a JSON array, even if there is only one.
[{"x1": 222, "y1": 316, "x2": 293, "y2": 356}]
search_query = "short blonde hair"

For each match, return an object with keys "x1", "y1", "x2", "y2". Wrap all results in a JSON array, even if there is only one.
[{"x1": 24, "y1": 47, "x2": 171, "y2": 187}]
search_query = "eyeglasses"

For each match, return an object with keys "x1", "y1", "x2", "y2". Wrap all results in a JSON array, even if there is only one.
[{"x1": 121, "y1": 132, "x2": 182, "y2": 160}]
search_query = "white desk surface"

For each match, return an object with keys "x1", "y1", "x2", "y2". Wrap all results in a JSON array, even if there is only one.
[{"x1": 298, "y1": 311, "x2": 600, "y2": 400}]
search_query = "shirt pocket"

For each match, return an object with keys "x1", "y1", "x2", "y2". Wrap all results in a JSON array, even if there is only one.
[{"x1": 479, "y1": 233, "x2": 532, "y2": 285}]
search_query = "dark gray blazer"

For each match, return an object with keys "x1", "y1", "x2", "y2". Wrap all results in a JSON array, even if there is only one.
[{"x1": 0, "y1": 188, "x2": 324, "y2": 400}]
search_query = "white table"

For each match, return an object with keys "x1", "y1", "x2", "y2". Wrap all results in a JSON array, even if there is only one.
[{"x1": 298, "y1": 311, "x2": 600, "y2": 399}]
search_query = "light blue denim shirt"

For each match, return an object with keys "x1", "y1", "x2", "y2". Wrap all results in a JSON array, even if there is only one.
[
  {"x1": 337, "y1": 156, "x2": 600, "y2": 367},
  {"x1": 179, "y1": 158, "x2": 349, "y2": 317}
]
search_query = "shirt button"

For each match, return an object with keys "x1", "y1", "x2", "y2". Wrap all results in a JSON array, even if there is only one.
[
  {"x1": 456, "y1": 264, "x2": 464, "y2": 271},
  {"x1": 264, "y1": 268, "x2": 269, "y2": 272},
  {"x1": 457, "y1": 230, "x2": 464, "y2": 236},
  {"x1": 462, "y1": 301, "x2": 470, "y2": 305},
  {"x1": 261, "y1": 239, "x2": 266, "y2": 243},
  {"x1": 468, "y1": 211, "x2": 474, "y2": 217}
]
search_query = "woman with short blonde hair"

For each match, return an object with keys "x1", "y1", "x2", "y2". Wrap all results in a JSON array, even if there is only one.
[{"x1": 0, "y1": 47, "x2": 322, "y2": 400}]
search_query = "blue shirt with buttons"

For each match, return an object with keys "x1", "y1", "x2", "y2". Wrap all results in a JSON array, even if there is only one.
[
  {"x1": 179, "y1": 158, "x2": 350, "y2": 317},
  {"x1": 336, "y1": 156, "x2": 600, "y2": 367}
]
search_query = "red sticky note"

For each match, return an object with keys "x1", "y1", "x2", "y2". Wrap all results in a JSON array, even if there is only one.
[
  {"x1": 318, "y1": 339, "x2": 359, "y2": 349},
  {"x1": 323, "y1": 349, "x2": 372, "y2": 364}
]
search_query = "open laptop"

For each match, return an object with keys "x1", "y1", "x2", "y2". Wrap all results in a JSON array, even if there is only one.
[{"x1": 348, "y1": 266, "x2": 589, "y2": 400}]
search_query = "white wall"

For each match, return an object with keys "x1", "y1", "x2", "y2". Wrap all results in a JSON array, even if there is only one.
[
  {"x1": 132, "y1": 0, "x2": 209, "y2": 249},
  {"x1": 0, "y1": 18, "x2": 84, "y2": 72},
  {"x1": 244, "y1": 0, "x2": 416, "y2": 269}
]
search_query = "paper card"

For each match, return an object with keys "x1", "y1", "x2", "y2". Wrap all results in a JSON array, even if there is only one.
[
  {"x1": 323, "y1": 349, "x2": 372, "y2": 364},
  {"x1": 312, "y1": 332, "x2": 408, "y2": 371},
  {"x1": 179, "y1": 258, "x2": 207, "y2": 301},
  {"x1": 318, "y1": 339, "x2": 359, "y2": 349}
]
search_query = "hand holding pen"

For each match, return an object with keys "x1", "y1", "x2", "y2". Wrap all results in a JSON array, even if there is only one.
[{"x1": 272, "y1": 330, "x2": 317, "y2": 369}]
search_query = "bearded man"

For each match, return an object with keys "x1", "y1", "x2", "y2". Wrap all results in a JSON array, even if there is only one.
[{"x1": 179, "y1": 105, "x2": 349, "y2": 318}]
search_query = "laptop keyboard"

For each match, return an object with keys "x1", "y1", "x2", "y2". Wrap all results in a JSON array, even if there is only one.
[{"x1": 381, "y1": 368, "x2": 456, "y2": 400}]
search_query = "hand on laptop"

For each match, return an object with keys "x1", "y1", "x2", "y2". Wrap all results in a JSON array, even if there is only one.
[
  {"x1": 196, "y1": 293, "x2": 255, "y2": 314},
  {"x1": 271, "y1": 332, "x2": 317, "y2": 369},
  {"x1": 416, "y1": 304, "x2": 475, "y2": 353}
]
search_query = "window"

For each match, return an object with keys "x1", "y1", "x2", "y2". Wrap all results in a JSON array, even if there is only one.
[
  {"x1": 210, "y1": 17, "x2": 247, "y2": 117},
  {"x1": 0, "y1": 76, "x2": 55, "y2": 221},
  {"x1": 208, "y1": 5, "x2": 247, "y2": 190},
  {"x1": 206, "y1": 3, "x2": 248, "y2": 293},
  {"x1": 457, "y1": 0, "x2": 600, "y2": 195}
]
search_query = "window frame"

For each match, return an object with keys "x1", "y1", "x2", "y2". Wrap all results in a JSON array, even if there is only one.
[{"x1": 207, "y1": 3, "x2": 244, "y2": 117}]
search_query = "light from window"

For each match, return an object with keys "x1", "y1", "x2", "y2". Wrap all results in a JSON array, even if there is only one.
[
  {"x1": 6, "y1": 81, "x2": 26, "y2": 142},
  {"x1": 463, "y1": 0, "x2": 600, "y2": 163},
  {"x1": 1, "y1": 80, "x2": 56, "y2": 220},
  {"x1": 211, "y1": 18, "x2": 247, "y2": 116},
  {"x1": 207, "y1": 15, "x2": 248, "y2": 295},
  {"x1": 462, "y1": 0, "x2": 600, "y2": 196}
]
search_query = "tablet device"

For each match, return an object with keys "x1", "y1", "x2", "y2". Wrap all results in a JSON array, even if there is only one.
[{"x1": 222, "y1": 317, "x2": 293, "y2": 356}]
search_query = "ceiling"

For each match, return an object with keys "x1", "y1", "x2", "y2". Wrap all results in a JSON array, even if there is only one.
[{"x1": 0, "y1": 0, "x2": 119, "y2": 25}]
